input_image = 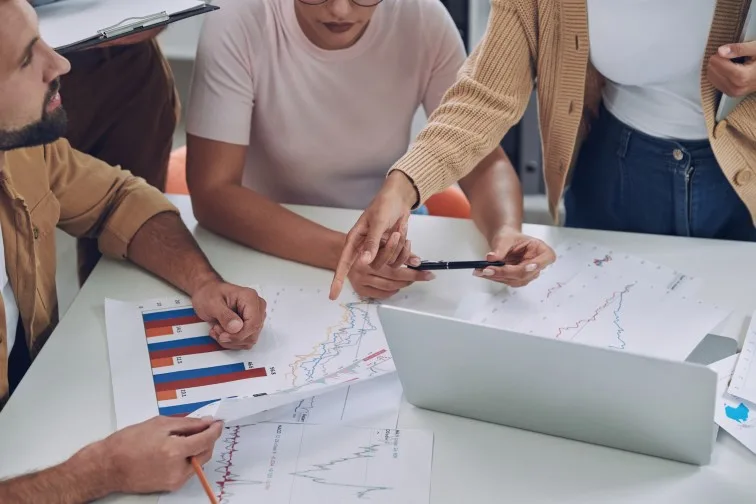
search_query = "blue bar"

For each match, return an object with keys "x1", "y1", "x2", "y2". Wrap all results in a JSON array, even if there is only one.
[
  {"x1": 158, "y1": 399, "x2": 219, "y2": 417},
  {"x1": 147, "y1": 336, "x2": 216, "y2": 352},
  {"x1": 152, "y1": 362, "x2": 246, "y2": 385},
  {"x1": 143, "y1": 308, "x2": 196, "y2": 322}
]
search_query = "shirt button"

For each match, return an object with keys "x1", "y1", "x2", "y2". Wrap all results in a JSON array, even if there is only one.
[
  {"x1": 734, "y1": 169, "x2": 753, "y2": 186},
  {"x1": 672, "y1": 149, "x2": 684, "y2": 161},
  {"x1": 33, "y1": 226, "x2": 39, "y2": 239}
]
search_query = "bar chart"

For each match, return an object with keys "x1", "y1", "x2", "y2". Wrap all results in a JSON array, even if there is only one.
[{"x1": 140, "y1": 303, "x2": 276, "y2": 417}]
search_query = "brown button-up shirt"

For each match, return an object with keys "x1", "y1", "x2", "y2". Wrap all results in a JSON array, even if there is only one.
[{"x1": 0, "y1": 139, "x2": 177, "y2": 409}]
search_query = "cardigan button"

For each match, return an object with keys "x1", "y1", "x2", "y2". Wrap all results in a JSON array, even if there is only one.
[{"x1": 734, "y1": 169, "x2": 753, "y2": 186}]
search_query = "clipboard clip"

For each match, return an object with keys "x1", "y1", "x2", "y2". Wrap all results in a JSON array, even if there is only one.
[{"x1": 97, "y1": 11, "x2": 169, "y2": 38}]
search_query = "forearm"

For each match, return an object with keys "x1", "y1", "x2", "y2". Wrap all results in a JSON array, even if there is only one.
[
  {"x1": 127, "y1": 211, "x2": 222, "y2": 295},
  {"x1": 459, "y1": 147, "x2": 523, "y2": 245},
  {"x1": 0, "y1": 442, "x2": 113, "y2": 504},
  {"x1": 192, "y1": 184, "x2": 345, "y2": 271}
]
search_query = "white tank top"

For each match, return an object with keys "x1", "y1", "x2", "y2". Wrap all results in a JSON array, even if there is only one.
[{"x1": 587, "y1": 0, "x2": 718, "y2": 140}]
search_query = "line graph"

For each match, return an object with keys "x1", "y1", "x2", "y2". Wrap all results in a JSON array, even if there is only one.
[
  {"x1": 609, "y1": 284, "x2": 635, "y2": 350},
  {"x1": 214, "y1": 426, "x2": 263, "y2": 504},
  {"x1": 290, "y1": 442, "x2": 392, "y2": 499},
  {"x1": 159, "y1": 423, "x2": 433, "y2": 504},
  {"x1": 545, "y1": 282, "x2": 566, "y2": 299},
  {"x1": 554, "y1": 283, "x2": 636, "y2": 340},
  {"x1": 288, "y1": 301, "x2": 378, "y2": 387}
]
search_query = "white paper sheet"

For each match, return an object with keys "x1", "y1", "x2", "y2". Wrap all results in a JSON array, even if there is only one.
[
  {"x1": 727, "y1": 312, "x2": 756, "y2": 404},
  {"x1": 159, "y1": 423, "x2": 434, "y2": 504},
  {"x1": 469, "y1": 241, "x2": 728, "y2": 361},
  {"x1": 710, "y1": 354, "x2": 756, "y2": 454},
  {"x1": 105, "y1": 286, "x2": 396, "y2": 428}
]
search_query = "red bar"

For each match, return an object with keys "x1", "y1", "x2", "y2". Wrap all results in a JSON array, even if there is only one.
[
  {"x1": 155, "y1": 367, "x2": 268, "y2": 392},
  {"x1": 149, "y1": 343, "x2": 222, "y2": 360},
  {"x1": 144, "y1": 315, "x2": 204, "y2": 330},
  {"x1": 146, "y1": 326, "x2": 174, "y2": 338},
  {"x1": 363, "y1": 349, "x2": 387, "y2": 361}
]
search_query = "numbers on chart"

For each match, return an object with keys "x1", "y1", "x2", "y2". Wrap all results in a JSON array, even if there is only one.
[
  {"x1": 270, "y1": 366, "x2": 277, "y2": 375},
  {"x1": 156, "y1": 302, "x2": 163, "y2": 307},
  {"x1": 247, "y1": 361, "x2": 255, "y2": 369},
  {"x1": 175, "y1": 299, "x2": 182, "y2": 305},
  {"x1": 175, "y1": 326, "x2": 183, "y2": 333},
  {"x1": 180, "y1": 389, "x2": 187, "y2": 398},
  {"x1": 176, "y1": 356, "x2": 183, "y2": 364}
]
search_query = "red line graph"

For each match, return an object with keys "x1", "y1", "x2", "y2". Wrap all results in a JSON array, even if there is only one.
[
  {"x1": 216, "y1": 426, "x2": 242, "y2": 503},
  {"x1": 554, "y1": 283, "x2": 635, "y2": 339}
]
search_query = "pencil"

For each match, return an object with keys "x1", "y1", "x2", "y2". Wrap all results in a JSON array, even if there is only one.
[{"x1": 191, "y1": 456, "x2": 219, "y2": 504}]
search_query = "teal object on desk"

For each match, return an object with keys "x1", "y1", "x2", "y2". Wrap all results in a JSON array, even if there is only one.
[{"x1": 411, "y1": 205, "x2": 429, "y2": 216}]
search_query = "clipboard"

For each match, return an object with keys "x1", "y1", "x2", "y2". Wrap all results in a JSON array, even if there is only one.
[
  {"x1": 716, "y1": 0, "x2": 756, "y2": 122},
  {"x1": 34, "y1": 0, "x2": 219, "y2": 54}
]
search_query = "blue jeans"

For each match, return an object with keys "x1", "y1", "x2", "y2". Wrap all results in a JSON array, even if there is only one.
[{"x1": 564, "y1": 105, "x2": 756, "y2": 241}]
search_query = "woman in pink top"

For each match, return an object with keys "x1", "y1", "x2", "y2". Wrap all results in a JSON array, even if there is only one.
[{"x1": 186, "y1": 0, "x2": 554, "y2": 299}]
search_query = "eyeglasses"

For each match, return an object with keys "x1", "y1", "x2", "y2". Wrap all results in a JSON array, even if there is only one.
[{"x1": 297, "y1": 0, "x2": 384, "y2": 7}]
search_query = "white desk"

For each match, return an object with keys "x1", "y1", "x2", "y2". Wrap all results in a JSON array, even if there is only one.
[{"x1": 1, "y1": 194, "x2": 756, "y2": 503}]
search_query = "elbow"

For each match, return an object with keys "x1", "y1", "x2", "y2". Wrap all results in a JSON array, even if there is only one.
[{"x1": 189, "y1": 187, "x2": 218, "y2": 231}]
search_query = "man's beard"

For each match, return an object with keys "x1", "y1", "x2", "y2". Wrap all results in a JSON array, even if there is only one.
[{"x1": 0, "y1": 81, "x2": 68, "y2": 151}]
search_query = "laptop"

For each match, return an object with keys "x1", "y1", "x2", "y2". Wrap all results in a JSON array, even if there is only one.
[{"x1": 377, "y1": 305, "x2": 720, "y2": 465}]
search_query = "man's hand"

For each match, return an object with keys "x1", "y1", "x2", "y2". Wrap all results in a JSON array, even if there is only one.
[
  {"x1": 473, "y1": 228, "x2": 556, "y2": 287},
  {"x1": 100, "y1": 416, "x2": 223, "y2": 494},
  {"x1": 708, "y1": 42, "x2": 756, "y2": 98},
  {"x1": 192, "y1": 281, "x2": 267, "y2": 350},
  {"x1": 347, "y1": 250, "x2": 435, "y2": 300},
  {"x1": 330, "y1": 172, "x2": 419, "y2": 300}
]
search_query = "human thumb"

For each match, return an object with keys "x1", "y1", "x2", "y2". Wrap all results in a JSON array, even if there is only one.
[{"x1": 215, "y1": 304, "x2": 243, "y2": 334}]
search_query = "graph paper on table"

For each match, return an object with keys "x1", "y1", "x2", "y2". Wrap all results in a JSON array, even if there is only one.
[
  {"x1": 469, "y1": 241, "x2": 729, "y2": 361},
  {"x1": 159, "y1": 423, "x2": 433, "y2": 504},
  {"x1": 709, "y1": 354, "x2": 756, "y2": 455},
  {"x1": 105, "y1": 286, "x2": 398, "y2": 429}
]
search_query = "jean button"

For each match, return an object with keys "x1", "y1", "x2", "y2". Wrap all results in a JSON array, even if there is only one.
[{"x1": 672, "y1": 149, "x2": 684, "y2": 161}]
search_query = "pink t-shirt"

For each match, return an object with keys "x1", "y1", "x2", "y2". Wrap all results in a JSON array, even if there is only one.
[{"x1": 186, "y1": 0, "x2": 466, "y2": 209}]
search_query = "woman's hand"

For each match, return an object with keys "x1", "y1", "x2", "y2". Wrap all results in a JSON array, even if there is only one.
[
  {"x1": 473, "y1": 228, "x2": 556, "y2": 287},
  {"x1": 708, "y1": 42, "x2": 756, "y2": 98}
]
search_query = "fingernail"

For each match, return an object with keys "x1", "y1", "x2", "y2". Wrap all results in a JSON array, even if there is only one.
[
  {"x1": 220, "y1": 335, "x2": 231, "y2": 343},
  {"x1": 472, "y1": 270, "x2": 482, "y2": 277},
  {"x1": 486, "y1": 252, "x2": 496, "y2": 260},
  {"x1": 719, "y1": 45, "x2": 731, "y2": 56},
  {"x1": 227, "y1": 319, "x2": 243, "y2": 333},
  {"x1": 409, "y1": 257, "x2": 421, "y2": 267},
  {"x1": 482, "y1": 268, "x2": 495, "y2": 277},
  {"x1": 362, "y1": 251, "x2": 372, "y2": 263},
  {"x1": 424, "y1": 272, "x2": 436, "y2": 280},
  {"x1": 526, "y1": 264, "x2": 538, "y2": 272}
]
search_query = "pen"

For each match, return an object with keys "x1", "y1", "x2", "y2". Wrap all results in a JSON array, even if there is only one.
[
  {"x1": 191, "y1": 456, "x2": 219, "y2": 504},
  {"x1": 408, "y1": 260, "x2": 506, "y2": 271}
]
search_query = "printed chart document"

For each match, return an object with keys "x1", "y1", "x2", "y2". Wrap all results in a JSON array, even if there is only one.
[
  {"x1": 727, "y1": 312, "x2": 756, "y2": 404},
  {"x1": 710, "y1": 354, "x2": 756, "y2": 454},
  {"x1": 105, "y1": 286, "x2": 400, "y2": 429},
  {"x1": 159, "y1": 423, "x2": 434, "y2": 504},
  {"x1": 469, "y1": 241, "x2": 728, "y2": 361}
]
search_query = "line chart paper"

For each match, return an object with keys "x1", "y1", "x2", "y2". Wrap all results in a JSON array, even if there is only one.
[
  {"x1": 710, "y1": 354, "x2": 756, "y2": 455},
  {"x1": 105, "y1": 285, "x2": 397, "y2": 429},
  {"x1": 727, "y1": 312, "x2": 756, "y2": 404},
  {"x1": 469, "y1": 241, "x2": 729, "y2": 361},
  {"x1": 159, "y1": 423, "x2": 434, "y2": 504}
]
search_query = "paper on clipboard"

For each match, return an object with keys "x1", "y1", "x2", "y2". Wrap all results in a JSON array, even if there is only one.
[{"x1": 34, "y1": 0, "x2": 217, "y2": 52}]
